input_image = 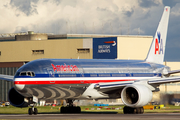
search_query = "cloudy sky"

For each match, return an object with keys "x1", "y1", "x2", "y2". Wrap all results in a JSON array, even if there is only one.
[{"x1": 0, "y1": 0, "x2": 180, "y2": 61}]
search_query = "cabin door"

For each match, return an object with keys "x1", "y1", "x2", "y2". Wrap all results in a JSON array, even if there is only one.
[{"x1": 48, "y1": 70, "x2": 55, "y2": 84}]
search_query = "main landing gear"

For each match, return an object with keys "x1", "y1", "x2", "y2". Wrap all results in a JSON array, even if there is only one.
[
  {"x1": 123, "y1": 106, "x2": 144, "y2": 114},
  {"x1": 28, "y1": 106, "x2": 38, "y2": 115},
  {"x1": 60, "y1": 99, "x2": 81, "y2": 113}
]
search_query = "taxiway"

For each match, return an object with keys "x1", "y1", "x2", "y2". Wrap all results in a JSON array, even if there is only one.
[{"x1": 0, "y1": 113, "x2": 180, "y2": 120}]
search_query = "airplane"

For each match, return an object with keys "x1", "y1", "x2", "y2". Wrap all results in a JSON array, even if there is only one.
[{"x1": 0, "y1": 6, "x2": 179, "y2": 115}]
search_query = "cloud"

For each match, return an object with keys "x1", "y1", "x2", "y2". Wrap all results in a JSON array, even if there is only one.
[
  {"x1": 0, "y1": 0, "x2": 180, "y2": 61},
  {"x1": 10, "y1": 0, "x2": 38, "y2": 16},
  {"x1": 0, "y1": 0, "x2": 141, "y2": 34},
  {"x1": 123, "y1": 8, "x2": 134, "y2": 17},
  {"x1": 162, "y1": 0, "x2": 179, "y2": 8},
  {"x1": 138, "y1": 0, "x2": 160, "y2": 8}
]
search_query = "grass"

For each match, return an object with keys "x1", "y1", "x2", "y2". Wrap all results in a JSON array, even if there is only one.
[{"x1": 0, "y1": 105, "x2": 180, "y2": 114}]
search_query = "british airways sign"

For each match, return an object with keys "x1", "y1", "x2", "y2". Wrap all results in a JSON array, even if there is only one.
[
  {"x1": 93, "y1": 37, "x2": 117, "y2": 59},
  {"x1": 155, "y1": 32, "x2": 163, "y2": 54}
]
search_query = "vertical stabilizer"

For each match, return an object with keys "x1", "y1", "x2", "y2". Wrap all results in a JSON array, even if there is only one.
[{"x1": 145, "y1": 6, "x2": 170, "y2": 64}]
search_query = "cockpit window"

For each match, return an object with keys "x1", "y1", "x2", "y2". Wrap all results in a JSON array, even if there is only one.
[
  {"x1": 31, "y1": 72, "x2": 35, "y2": 76},
  {"x1": 27, "y1": 72, "x2": 31, "y2": 76},
  {"x1": 20, "y1": 72, "x2": 27, "y2": 76},
  {"x1": 19, "y1": 71, "x2": 35, "y2": 77}
]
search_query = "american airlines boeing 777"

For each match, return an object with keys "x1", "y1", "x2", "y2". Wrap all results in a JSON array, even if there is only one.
[{"x1": 1, "y1": 6, "x2": 179, "y2": 114}]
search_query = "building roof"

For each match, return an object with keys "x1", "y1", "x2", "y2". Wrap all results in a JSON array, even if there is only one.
[{"x1": 0, "y1": 32, "x2": 153, "y2": 41}]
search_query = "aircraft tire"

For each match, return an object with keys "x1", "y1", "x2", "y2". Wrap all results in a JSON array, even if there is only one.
[
  {"x1": 123, "y1": 106, "x2": 128, "y2": 114},
  {"x1": 76, "y1": 106, "x2": 81, "y2": 113},
  {"x1": 34, "y1": 108, "x2": 38, "y2": 115},
  {"x1": 136, "y1": 108, "x2": 141, "y2": 114},
  {"x1": 123, "y1": 106, "x2": 133, "y2": 114},
  {"x1": 123, "y1": 106, "x2": 144, "y2": 114},
  {"x1": 28, "y1": 108, "x2": 33, "y2": 115},
  {"x1": 61, "y1": 106, "x2": 81, "y2": 113},
  {"x1": 140, "y1": 107, "x2": 144, "y2": 114},
  {"x1": 61, "y1": 107, "x2": 67, "y2": 113},
  {"x1": 60, "y1": 107, "x2": 64, "y2": 113}
]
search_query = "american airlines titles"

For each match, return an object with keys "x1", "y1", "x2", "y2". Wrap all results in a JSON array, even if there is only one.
[{"x1": 51, "y1": 63, "x2": 79, "y2": 72}]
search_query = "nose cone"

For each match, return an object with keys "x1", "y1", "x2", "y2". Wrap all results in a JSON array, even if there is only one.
[{"x1": 14, "y1": 78, "x2": 25, "y2": 91}]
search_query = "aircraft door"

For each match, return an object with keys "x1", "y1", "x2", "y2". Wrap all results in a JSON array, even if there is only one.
[{"x1": 48, "y1": 69, "x2": 55, "y2": 84}]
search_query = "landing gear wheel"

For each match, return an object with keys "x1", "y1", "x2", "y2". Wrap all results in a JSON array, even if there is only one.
[
  {"x1": 61, "y1": 107, "x2": 68, "y2": 113},
  {"x1": 60, "y1": 106, "x2": 81, "y2": 113},
  {"x1": 34, "y1": 108, "x2": 38, "y2": 115},
  {"x1": 28, "y1": 108, "x2": 33, "y2": 115},
  {"x1": 123, "y1": 106, "x2": 134, "y2": 114},
  {"x1": 140, "y1": 107, "x2": 144, "y2": 114},
  {"x1": 135, "y1": 108, "x2": 141, "y2": 114},
  {"x1": 76, "y1": 106, "x2": 81, "y2": 113},
  {"x1": 60, "y1": 99, "x2": 81, "y2": 114},
  {"x1": 123, "y1": 106, "x2": 144, "y2": 114},
  {"x1": 28, "y1": 107, "x2": 38, "y2": 115}
]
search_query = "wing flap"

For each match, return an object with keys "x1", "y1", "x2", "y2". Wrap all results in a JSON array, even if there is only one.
[
  {"x1": 97, "y1": 81, "x2": 134, "y2": 89},
  {"x1": 95, "y1": 81, "x2": 134, "y2": 93},
  {"x1": 148, "y1": 76, "x2": 180, "y2": 84}
]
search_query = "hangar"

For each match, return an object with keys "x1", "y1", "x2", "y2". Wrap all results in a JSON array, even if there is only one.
[{"x1": 0, "y1": 31, "x2": 179, "y2": 104}]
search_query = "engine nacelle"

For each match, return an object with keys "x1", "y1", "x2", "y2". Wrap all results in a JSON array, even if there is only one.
[
  {"x1": 8, "y1": 87, "x2": 29, "y2": 107},
  {"x1": 121, "y1": 84, "x2": 152, "y2": 107}
]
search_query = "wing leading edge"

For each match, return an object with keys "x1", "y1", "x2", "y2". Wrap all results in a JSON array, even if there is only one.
[{"x1": 0, "y1": 74, "x2": 14, "y2": 82}]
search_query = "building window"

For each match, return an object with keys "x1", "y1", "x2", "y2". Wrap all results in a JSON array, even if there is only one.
[
  {"x1": 77, "y1": 48, "x2": 90, "y2": 53},
  {"x1": 0, "y1": 51, "x2": 1, "y2": 56},
  {"x1": 32, "y1": 50, "x2": 44, "y2": 54}
]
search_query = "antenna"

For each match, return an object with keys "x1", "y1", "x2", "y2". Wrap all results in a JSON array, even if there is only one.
[
  {"x1": 102, "y1": 22, "x2": 104, "y2": 34},
  {"x1": 83, "y1": 22, "x2": 86, "y2": 34},
  {"x1": 119, "y1": 24, "x2": 122, "y2": 35},
  {"x1": 93, "y1": 22, "x2": 94, "y2": 34},
  {"x1": 138, "y1": 28, "x2": 140, "y2": 35},
  {"x1": 128, "y1": 24, "x2": 130, "y2": 35},
  {"x1": 66, "y1": 21, "x2": 68, "y2": 34}
]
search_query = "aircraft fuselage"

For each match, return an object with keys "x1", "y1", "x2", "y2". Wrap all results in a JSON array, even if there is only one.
[{"x1": 14, "y1": 59, "x2": 169, "y2": 100}]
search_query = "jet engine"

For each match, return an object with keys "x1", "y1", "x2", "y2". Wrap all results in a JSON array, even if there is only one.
[
  {"x1": 121, "y1": 84, "x2": 152, "y2": 107},
  {"x1": 8, "y1": 87, "x2": 29, "y2": 107}
]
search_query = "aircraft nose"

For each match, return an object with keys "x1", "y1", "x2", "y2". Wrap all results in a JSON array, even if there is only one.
[{"x1": 14, "y1": 78, "x2": 25, "y2": 91}]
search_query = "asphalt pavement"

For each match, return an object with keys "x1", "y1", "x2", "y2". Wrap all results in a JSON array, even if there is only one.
[{"x1": 1, "y1": 113, "x2": 180, "y2": 120}]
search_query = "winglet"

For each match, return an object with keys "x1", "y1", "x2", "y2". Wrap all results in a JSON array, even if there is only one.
[{"x1": 145, "y1": 6, "x2": 170, "y2": 64}]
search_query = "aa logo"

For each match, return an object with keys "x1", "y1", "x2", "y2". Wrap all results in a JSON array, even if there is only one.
[{"x1": 155, "y1": 32, "x2": 163, "y2": 54}]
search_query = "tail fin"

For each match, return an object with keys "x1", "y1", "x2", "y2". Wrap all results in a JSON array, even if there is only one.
[{"x1": 145, "y1": 6, "x2": 170, "y2": 64}]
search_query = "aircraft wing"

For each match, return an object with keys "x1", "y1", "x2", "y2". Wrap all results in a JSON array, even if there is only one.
[
  {"x1": 0, "y1": 74, "x2": 14, "y2": 82},
  {"x1": 96, "y1": 76, "x2": 180, "y2": 93},
  {"x1": 167, "y1": 69, "x2": 180, "y2": 75},
  {"x1": 148, "y1": 76, "x2": 180, "y2": 85}
]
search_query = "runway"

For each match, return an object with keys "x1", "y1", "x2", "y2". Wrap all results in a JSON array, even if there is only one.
[{"x1": 1, "y1": 113, "x2": 180, "y2": 120}]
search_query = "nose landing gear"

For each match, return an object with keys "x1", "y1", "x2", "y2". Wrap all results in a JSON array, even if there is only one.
[{"x1": 28, "y1": 106, "x2": 38, "y2": 115}]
